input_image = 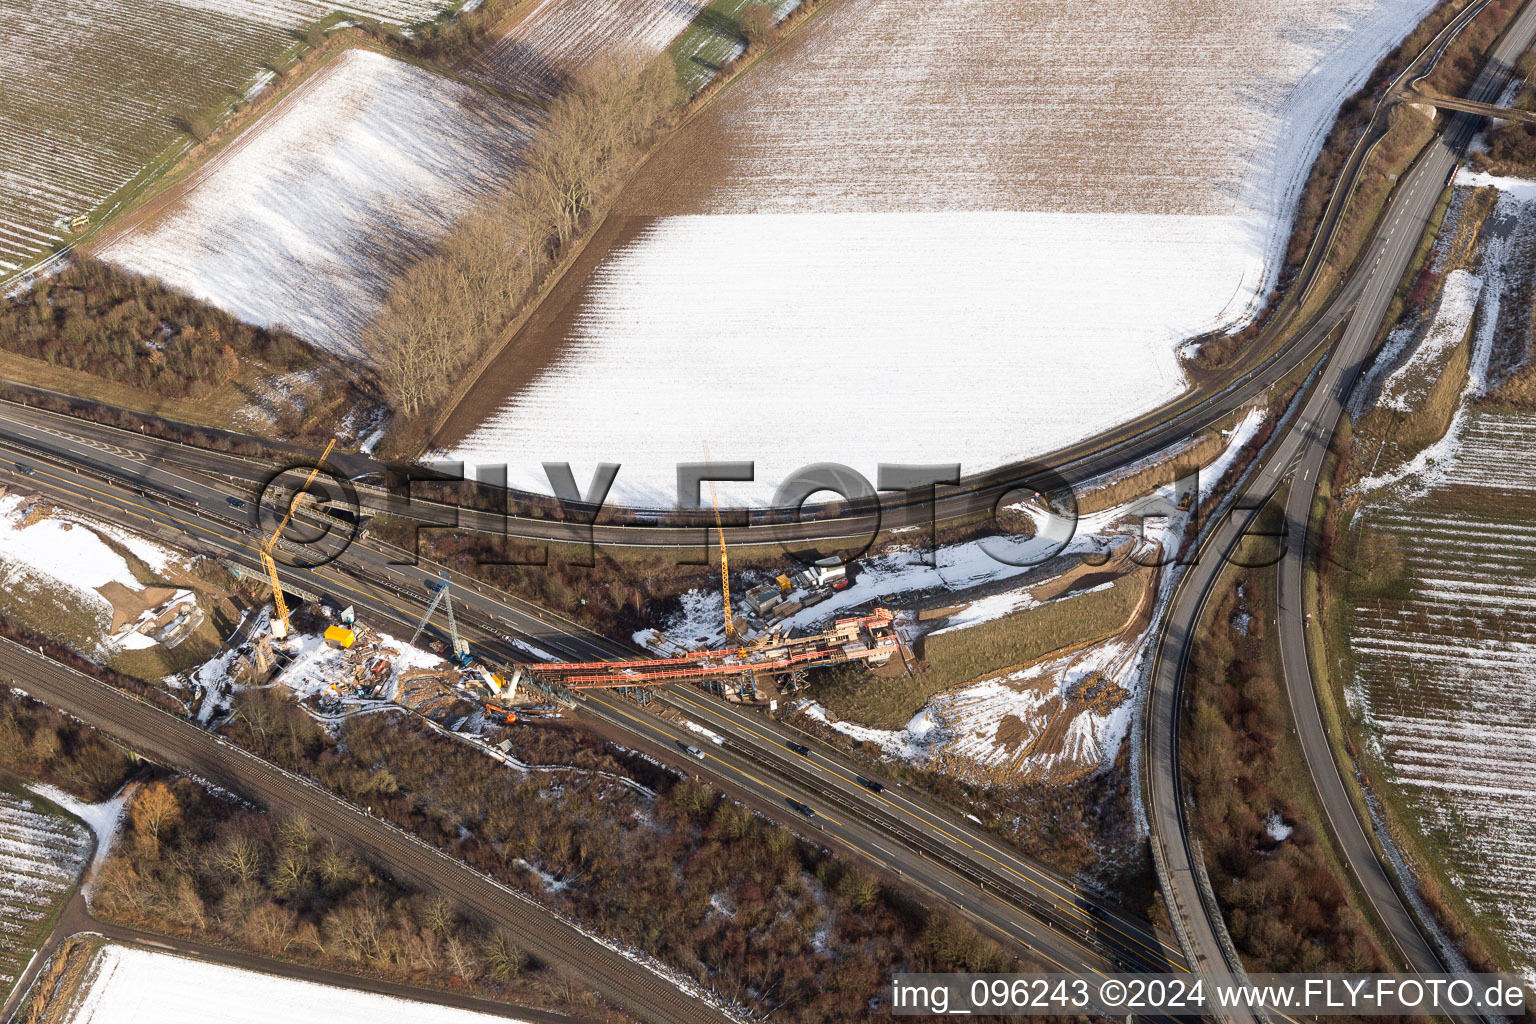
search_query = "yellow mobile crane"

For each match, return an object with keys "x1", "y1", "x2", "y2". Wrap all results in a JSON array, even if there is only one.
[
  {"x1": 703, "y1": 443, "x2": 734, "y2": 640},
  {"x1": 261, "y1": 438, "x2": 337, "y2": 639}
]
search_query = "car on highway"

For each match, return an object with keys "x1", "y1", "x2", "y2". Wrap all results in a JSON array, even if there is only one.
[
  {"x1": 13, "y1": 462, "x2": 34, "y2": 476},
  {"x1": 785, "y1": 741, "x2": 811, "y2": 756},
  {"x1": 786, "y1": 798, "x2": 815, "y2": 818},
  {"x1": 679, "y1": 742, "x2": 706, "y2": 761},
  {"x1": 226, "y1": 496, "x2": 247, "y2": 510},
  {"x1": 856, "y1": 776, "x2": 884, "y2": 794}
]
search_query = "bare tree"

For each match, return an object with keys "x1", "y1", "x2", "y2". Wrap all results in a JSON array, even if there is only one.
[
  {"x1": 131, "y1": 783, "x2": 181, "y2": 855},
  {"x1": 365, "y1": 54, "x2": 682, "y2": 422},
  {"x1": 740, "y1": 3, "x2": 778, "y2": 46}
]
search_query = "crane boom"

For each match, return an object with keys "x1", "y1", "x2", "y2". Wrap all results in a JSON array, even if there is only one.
[
  {"x1": 410, "y1": 575, "x2": 449, "y2": 648},
  {"x1": 703, "y1": 443, "x2": 733, "y2": 639},
  {"x1": 261, "y1": 437, "x2": 337, "y2": 638},
  {"x1": 266, "y1": 438, "x2": 337, "y2": 548},
  {"x1": 262, "y1": 550, "x2": 291, "y2": 639},
  {"x1": 442, "y1": 580, "x2": 470, "y2": 662},
  {"x1": 410, "y1": 572, "x2": 472, "y2": 664}
]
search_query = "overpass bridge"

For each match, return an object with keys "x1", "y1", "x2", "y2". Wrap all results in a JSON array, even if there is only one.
[{"x1": 1412, "y1": 90, "x2": 1536, "y2": 123}]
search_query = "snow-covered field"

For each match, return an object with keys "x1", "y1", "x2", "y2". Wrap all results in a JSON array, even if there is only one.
[
  {"x1": 1348, "y1": 428, "x2": 1536, "y2": 972},
  {"x1": 99, "y1": 49, "x2": 533, "y2": 356},
  {"x1": 467, "y1": 0, "x2": 709, "y2": 98},
  {"x1": 0, "y1": 791, "x2": 89, "y2": 993},
  {"x1": 448, "y1": 211, "x2": 1235, "y2": 505},
  {"x1": 63, "y1": 945, "x2": 529, "y2": 1024},
  {"x1": 0, "y1": 0, "x2": 454, "y2": 279},
  {"x1": 1348, "y1": 172, "x2": 1536, "y2": 972},
  {"x1": 445, "y1": 0, "x2": 1437, "y2": 504}
]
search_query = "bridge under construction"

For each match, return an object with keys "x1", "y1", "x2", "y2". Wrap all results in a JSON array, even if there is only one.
[{"x1": 511, "y1": 609, "x2": 912, "y2": 702}]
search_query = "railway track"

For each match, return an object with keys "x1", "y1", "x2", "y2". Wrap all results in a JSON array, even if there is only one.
[{"x1": 0, "y1": 637, "x2": 731, "y2": 1024}]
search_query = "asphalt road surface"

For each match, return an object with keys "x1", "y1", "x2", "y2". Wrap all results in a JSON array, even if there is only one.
[
  {"x1": 1269, "y1": 0, "x2": 1536, "y2": 986},
  {"x1": 1145, "y1": 1, "x2": 1536, "y2": 1015}
]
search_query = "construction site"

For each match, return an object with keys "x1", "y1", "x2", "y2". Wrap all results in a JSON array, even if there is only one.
[{"x1": 234, "y1": 444, "x2": 912, "y2": 729}]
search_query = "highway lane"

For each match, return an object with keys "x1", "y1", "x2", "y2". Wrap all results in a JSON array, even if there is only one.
[
  {"x1": 566, "y1": 687, "x2": 1129, "y2": 978},
  {"x1": 1146, "y1": 0, "x2": 1536, "y2": 1012},
  {"x1": 1269, "y1": 0, "x2": 1536, "y2": 986},
  {"x1": 660, "y1": 686, "x2": 1188, "y2": 974},
  {"x1": 0, "y1": 449, "x2": 1157, "y2": 983},
  {"x1": 0, "y1": 637, "x2": 728, "y2": 1024}
]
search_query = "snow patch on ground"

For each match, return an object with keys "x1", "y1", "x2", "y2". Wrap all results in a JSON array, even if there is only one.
[
  {"x1": 515, "y1": 858, "x2": 570, "y2": 893},
  {"x1": 23, "y1": 783, "x2": 129, "y2": 882},
  {"x1": 66, "y1": 944, "x2": 532, "y2": 1024},
  {"x1": 1378, "y1": 269, "x2": 1482, "y2": 411},
  {"x1": 798, "y1": 701, "x2": 942, "y2": 762},
  {"x1": 1264, "y1": 812, "x2": 1293, "y2": 842},
  {"x1": 682, "y1": 720, "x2": 725, "y2": 746},
  {"x1": 0, "y1": 494, "x2": 145, "y2": 597}
]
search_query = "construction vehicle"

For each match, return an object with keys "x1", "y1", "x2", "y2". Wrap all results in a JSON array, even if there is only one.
[
  {"x1": 484, "y1": 702, "x2": 517, "y2": 724},
  {"x1": 410, "y1": 572, "x2": 472, "y2": 666},
  {"x1": 260, "y1": 437, "x2": 337, "y2": 639},
  {"x1": 702, "y1": 442, "x2": 735, "y2": 639}
]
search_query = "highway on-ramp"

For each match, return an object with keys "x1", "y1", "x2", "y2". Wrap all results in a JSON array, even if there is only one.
[{"x1": 1145, "y1": 0, "x2": 1536, "y2": 1014}]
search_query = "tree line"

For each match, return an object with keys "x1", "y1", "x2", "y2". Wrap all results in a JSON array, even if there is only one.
[
  {"x1": 370, "y1": 60, "x2": 679, "y2": 420},
  {"x1": 221, "y1": 686, "x2": 1025, "y2": 1021},
  {"x1": 0, "y1": 688, "x2": 134, "y2": 802},
  {"x1": 1184, "y1": 575, "x2": 1394, "y2": 974},
  {"x1": 91, "y1": 776, "x2": 615, "y2": 1017},
  {"x1": 0, "y1": 259, "x2": 318, "y2": 400}
]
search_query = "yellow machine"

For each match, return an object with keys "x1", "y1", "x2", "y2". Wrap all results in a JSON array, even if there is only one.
[
  {"x1": 703, "y1": 443, "x2": 734, "y2": 639},
  {"x1": 261, "y1": 438, "x2": 337, "y2": 639}
]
